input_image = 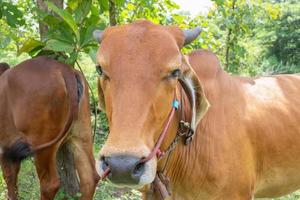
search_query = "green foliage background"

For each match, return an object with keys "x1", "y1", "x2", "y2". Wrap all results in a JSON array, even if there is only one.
[{"x1": 0, "y1": 0, "x2": 299, "y2": 199}]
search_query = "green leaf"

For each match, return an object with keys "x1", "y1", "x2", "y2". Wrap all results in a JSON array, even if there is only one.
[
  {"x1": 67, "y1": 0, "x2": 79, "y2": 10},
  {"x1": 42, "y1": 14, "x2": 61, "y2": 27},
  {"x1": 98, "y1": 0, "x2": 109, "y2": 12},
  {"x1": 47, "y1": 1, "x2": 80, "y2": 40},
  {"x1": 0, "y1": 36, "x2": 11, "y2": 49},
  {"x1": 115, "y1": 0, "x2": 126, "y2": 7},
  {"x1": 18, "y1": 38, "x2": 45, "y2": 56},
  {"x1": 87, "y1": 5, "x2": 101, "y2": 26},
  {"x1": 2, "y1": 2, "x2": 25, "y2": 27},
  {"x1": 34, "y1": 50, "x2": 57, "y2": 57},
  {"x1": 44, "y1": 20, "x2": 76, "y2": 45},
  {"x1": 27, "y1": 47, "x2": 42, "y2": 57},
  {"x1": 5, "y1": 13, "x2": 17, "y2": 28},
  {"x1": 45, "y1": 39, "x2": 74, "y2": 53},
  {"x1": 65, "y1": 52, "x2": 78, "y2": 66},
  {"x1": 79, "y1": 25, "x2": 98, "y2": 48},
  {"x1": 74, "y1": 0, "x2": 91, "y2": 24},
  {"x1": 88, "y1": 47, "x2": 97, "y2": 63}
]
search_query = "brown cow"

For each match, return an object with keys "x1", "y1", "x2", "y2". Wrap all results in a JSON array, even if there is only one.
[
  {"x1": 0, "y1": 57, "x2": 99, "y2": 200},
  {"x1": 93, "y1": 20, "x2": 300, "y2": 200}
]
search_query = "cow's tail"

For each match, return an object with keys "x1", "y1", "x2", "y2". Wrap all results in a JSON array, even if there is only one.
[
  {"x1": 33, "y1": 67, "x2": 80, "y2": 151},
  {"x1": 3, "y1": 141, "x2": 33, "y2": 162},
  {"x1": 3, "y1": 65, "x2": 80, "y2": 163}
]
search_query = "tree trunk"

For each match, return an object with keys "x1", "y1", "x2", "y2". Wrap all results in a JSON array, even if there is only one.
[
  {"x1": 225, "y1": 28, "x2": 232, "y2": 70},
  {"x1": 56, "y1": 142, "x2": 80, "y2": 197},
  {"x1": 36, "y1": 0, "x2": 64, "y2": 40},
  {"x1": 36, "y1": 0, "x2": 48, "y2": 39},
  {"x1": 36, "y1": 0, "x2": 80, "y2": 198},
  {"x1": 109, "y1": 0, "x2": 117, "y2": 26},
  {"x1": 224, "y1": 0, "x2": 237, "y2": 70}
]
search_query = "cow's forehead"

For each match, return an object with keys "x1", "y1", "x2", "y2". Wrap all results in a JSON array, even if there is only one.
[{"x1": 97, "y1": 21, "x2": 182, "y2": 71}]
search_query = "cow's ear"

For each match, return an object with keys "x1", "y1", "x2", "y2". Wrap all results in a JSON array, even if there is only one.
[
  {"x1": 179, "y1": 56, "x2": 210, "y2": 130},
  {"x1": 97, "y1": 78, "x2": 106, "y2": 111},
  {"x1": 93, "y1": 30, "x2": 104, "y2": 43}
]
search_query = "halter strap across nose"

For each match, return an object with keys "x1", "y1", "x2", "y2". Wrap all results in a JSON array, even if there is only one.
[{"x1": 139, "y1": 99, "x2": 179, "y2": 164}]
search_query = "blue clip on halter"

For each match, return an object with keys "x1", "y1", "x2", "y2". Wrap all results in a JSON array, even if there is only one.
[{"x1": 172, "y1": 100, "x2": 179, "y2": 110}]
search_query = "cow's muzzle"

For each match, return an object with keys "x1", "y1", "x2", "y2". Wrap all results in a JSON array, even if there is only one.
[{"x1": 101, "y1": 155, "x2": 146, "y2": 185}]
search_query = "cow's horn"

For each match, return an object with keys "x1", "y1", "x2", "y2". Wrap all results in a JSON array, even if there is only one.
[
  {"x1": 93, "y1": 30, "x2": 104, "y2": 43},
  {"x1": 183, "y1": 27, "x2": 201, "y2": 45}
]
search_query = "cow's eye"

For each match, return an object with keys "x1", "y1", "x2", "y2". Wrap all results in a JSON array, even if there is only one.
[
  {"x1": 96, "y1": 64, "x2": 103, "y2": 76},
  {"x1": 96, "y1": 64, "x2": 109, "y2": 80},
  {"x1": 169, "y1": 69, "x2": 181, "y2": 78}
]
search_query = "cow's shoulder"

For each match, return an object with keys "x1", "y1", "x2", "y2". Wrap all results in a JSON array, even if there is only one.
[{"x1": 186, "y1": 49, "x2": 223, "y2": 81}]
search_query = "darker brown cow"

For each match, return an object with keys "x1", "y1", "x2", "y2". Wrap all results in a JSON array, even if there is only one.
[
  {"x1": 0, "y1": 57, "x2": 99, "y2": 200},
  {"x1": 93, "y1": 20, "x2": 300, "y2": 200}
]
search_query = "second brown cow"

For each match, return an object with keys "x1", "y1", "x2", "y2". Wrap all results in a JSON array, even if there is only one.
[{"x1": 0, "y1": 57, "x2": 99, "y2": 200}]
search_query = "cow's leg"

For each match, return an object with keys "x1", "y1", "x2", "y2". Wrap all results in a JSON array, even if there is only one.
[
  {"x1": 69, "y1": 76, "x2": 100, "y2": 200},
  {"x1": 0, "y1": 159, "x2": 20, "y2": 200},
  {"x1": 34, "y1": 147, "x2": 60, "y2": 200},
  {"x1": 70, "y1": 136, "x2": 99, "y2": 200}
]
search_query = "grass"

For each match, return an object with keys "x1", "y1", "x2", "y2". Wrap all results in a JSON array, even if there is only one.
[
  {"x1": 0, "y1": 50, "x2": 300, "y2": 199},
  {"x1": 0, "y1": 158, "x2": 141, "y2": 200}
]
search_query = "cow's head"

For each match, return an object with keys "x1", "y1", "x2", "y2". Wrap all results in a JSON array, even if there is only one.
[{"x1": 94, "y1": 20, "x2": 209, "y2": 188}]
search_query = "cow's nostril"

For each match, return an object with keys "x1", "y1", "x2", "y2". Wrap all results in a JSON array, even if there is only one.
[
  {"x1": 102, "y1": 156, "x2": 108, "y2": 164},
  {"x1": 100, "y1": 156, "x2": 110, "y2": 171},
  {"x1": 132, "y1": 162, "x2": 145, "y2": 178}
]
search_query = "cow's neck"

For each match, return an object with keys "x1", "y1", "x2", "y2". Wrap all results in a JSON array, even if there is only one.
[
  {"x1": 157, "y1": 71, "x2": 236, "y2": 198},
  {"x1": 154, "y1": 85, "x2": 209, "y2": 197}
]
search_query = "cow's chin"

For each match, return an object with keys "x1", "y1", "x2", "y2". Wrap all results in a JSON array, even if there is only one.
[
  {"x1": 96, "y1": 158, "x2": 157, "y2": 189},
  {"x1": 137, "y1": 158, "x2": 157, "y2": 186}
]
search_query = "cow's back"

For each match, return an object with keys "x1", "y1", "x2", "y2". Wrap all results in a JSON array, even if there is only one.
[{"x1": 241, "y1": 74, "x2": 300, "y2": 197}]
